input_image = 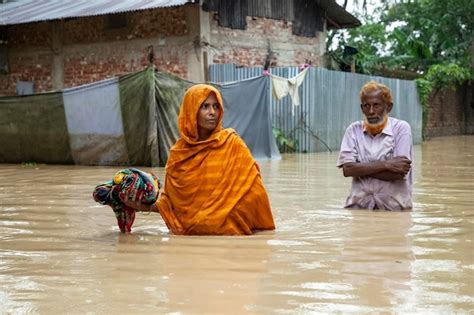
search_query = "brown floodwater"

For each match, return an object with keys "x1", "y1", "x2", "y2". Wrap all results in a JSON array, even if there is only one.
[{"x1": 1, "y1": 135, "x2": 473, "y2": 314}]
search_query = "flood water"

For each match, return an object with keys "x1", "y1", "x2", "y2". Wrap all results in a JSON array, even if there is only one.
[{"x1": 1, "y1": 135, "x2": 473, "y2": 314}]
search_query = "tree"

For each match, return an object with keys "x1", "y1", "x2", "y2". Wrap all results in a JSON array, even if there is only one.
[
  {"x1": 329, "y1": 0, "x2": 473, "y2": 77},
  {"x1": 330, "y1": 0, "x2": 473, "y2": 138}
]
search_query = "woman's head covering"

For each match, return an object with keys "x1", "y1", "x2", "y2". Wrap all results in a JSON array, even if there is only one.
[{"x1": 178, "y1": 84, "x2": 224, "y2": 144}]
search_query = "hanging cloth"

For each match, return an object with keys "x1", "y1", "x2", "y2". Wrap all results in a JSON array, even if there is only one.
[{"x1": 270, "y1": 67, "x2": 308, "y2": 115}]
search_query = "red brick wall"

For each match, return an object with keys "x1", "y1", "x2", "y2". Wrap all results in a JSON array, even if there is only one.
[
  {"x1": 0, "y1": 53, "x2": 53, "y2": 93},
  {"x1": 0, "y1": 7, "x2": 327, "y2": 96},
  {"x1": 61, "y1": 44, "x2": 191, "y2": 87},
  {"x1": 8, "y1": 22, "x2": 52, "y2": 46},
  {"x1": 0, "y1": 7, "x2": 191, "y2": 95},
  {"x1": 210, "y1": 16, "x2": 324, "y2": 67},
  {"x1": 425, "y1": 82, "x2": 474, "y2": 137},
  {"x1": 60, "y1": 9, "x2": 189, "y2": 44}
]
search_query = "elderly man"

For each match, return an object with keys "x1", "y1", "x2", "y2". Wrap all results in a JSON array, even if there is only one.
[{"x1": 337, "y1": 81, "x2": 413, "y2": 210}]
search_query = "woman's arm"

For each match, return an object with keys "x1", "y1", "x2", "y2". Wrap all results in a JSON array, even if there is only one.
[{"x1": 120, "y1": 197, "x2": 160, "y2": 213}]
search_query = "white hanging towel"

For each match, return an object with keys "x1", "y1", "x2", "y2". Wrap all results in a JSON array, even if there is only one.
[{"x1": 270, "y1": 67, "x2": 308, "y2": 115}]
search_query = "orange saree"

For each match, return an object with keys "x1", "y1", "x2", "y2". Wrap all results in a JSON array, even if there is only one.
[{"x1": 156, "y1": 84, "x2": 275, "y2": 235}]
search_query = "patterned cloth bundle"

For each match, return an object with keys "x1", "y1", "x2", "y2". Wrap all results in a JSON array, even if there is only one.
[{"x1": 93, "y1": 168, "x2": 161, "y2": 233}]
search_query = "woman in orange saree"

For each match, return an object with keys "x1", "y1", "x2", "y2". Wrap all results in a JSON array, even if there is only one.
[{"x1": 124, "y1": 84, "x2": 275, "y2": 235}]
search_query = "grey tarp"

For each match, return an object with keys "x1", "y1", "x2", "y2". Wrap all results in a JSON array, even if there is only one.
[
  {"x1": 152, "y1": 72, "x2": 281, "y2": 163},
  {"x1": 119, "y1": 68, "x2": 158, "y2": 166},
  {"x1": 0, "y1": 91, "x2": 73, "y2": 164},
  {"x1": 16, "y1": 80, "x2": 34, "y2": 96},
  {"x1": 154, "y1": 72, "x2": 192, "y2": 166},
  {"x1": 214, "y1": 76, "x2": 281, "y2": 160},
  {"x1": 63, "y1": 77, "x2": 129, "y2": 165},
  {"x1": 0, "y1": 68, "x2": 280, "y2": 166},
  {"x1": 0, "y1": 68, "x2": 159, "y2": 166}
]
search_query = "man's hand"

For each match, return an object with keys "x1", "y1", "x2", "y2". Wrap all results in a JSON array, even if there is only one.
[
  {"x1": 369, "y1": 156, "x2": 411, "y2": 181},
  {"x1": 385, "y1": 156, "x2": 411, "y2": 175},
  {"x1": 342, "y1": 156, "x2": 411, "y2": 181}
]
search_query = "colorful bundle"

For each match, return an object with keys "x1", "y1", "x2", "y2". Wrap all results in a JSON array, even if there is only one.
[{"x1": 93, "y1": 168, "x2": 161, "y2": 233}]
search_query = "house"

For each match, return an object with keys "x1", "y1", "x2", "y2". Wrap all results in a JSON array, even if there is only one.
[{"x1": 0, "y1": 0, "x2": 360, "y2": 95}]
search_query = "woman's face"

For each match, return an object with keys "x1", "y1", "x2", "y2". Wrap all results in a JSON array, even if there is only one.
[{"x1": 197, "y1": 93, "x2": 221, "y2": 140}]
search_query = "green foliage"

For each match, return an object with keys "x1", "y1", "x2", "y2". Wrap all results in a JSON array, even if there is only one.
[
  {"x1": 329, "y1": 0, "x2": 473, "y2": 139},
  {"x1": 272, "y1": 127, "x2": 298, "y2": 152},
  {"x1": 415, "y1": 63, "x2": 471, "y2": 107},
  {"x1": 424, "y1": 64, "x2": 471, "y2": 89},
  {"x1": 21, "y1": 161, "x2": 37, "y2": 167},
  {"x1": 328, "y1": 0, "x2": 473, "y2": 77},
  {"x1": 414, "y1": 78, "x2": 433, "y2": 108},
  {"x1": 415, "y1": 63, "x2": 471, "y2": 139},
  {"x1": 414, "y1": 77, "x2": 433, "y2": 138},
  {"x1": 385, "y1": 0, "x2": 473, "y2": 70},
  {"x1": 328, "y1": 11, "x2": 390, "y2": 74}
]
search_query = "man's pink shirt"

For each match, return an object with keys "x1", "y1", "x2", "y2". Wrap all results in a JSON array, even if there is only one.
[{"x1": 337, "y1": 117, "x2": 413, "y2": 210}]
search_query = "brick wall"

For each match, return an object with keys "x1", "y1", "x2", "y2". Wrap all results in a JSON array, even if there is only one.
[
  {"x1": 209, "y1": 16, "x2": 324, "y2": 68},
  {"x1": 425, "y1": 81, "x2": 474, "y2": 138},
  {"x1": 0, "y1": 6, "x2": 327, "y2": 96},
  {"x1": 0, "y1": 7, "x2": 192, "y2": 95}
]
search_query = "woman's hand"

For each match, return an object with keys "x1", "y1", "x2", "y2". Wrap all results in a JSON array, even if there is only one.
[{"x1": 120, "y1": 197, "x2": 157, "y2": 213}]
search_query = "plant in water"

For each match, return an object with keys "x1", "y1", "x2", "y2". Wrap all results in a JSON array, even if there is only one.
[
  {"x1": 272, "y1": 127, "x2": 298, "y2": 153},
  {"x1": 21, "y1": 161, "x2": 37, "y2": 167}
]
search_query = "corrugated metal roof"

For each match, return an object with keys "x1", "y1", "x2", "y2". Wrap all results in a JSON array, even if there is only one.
[
  {"x1": 319, "y1": 0, "x2": 360, "y2": 29},
  {"x1": 0, "y1": 0, "x2": 196, "y2": 26}
]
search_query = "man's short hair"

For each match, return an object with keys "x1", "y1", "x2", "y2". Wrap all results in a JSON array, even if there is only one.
[{"x1": 360, "y1": 81, "x2": 393, "y2": 105}]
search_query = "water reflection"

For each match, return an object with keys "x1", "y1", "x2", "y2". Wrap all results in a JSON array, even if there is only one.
[
  {"x1": 340, "y1": 211, "x2": 413, "y2": 311},
  {"x1": 0, "y1": 136, "x2": 473, "y2": 313},
  {"x1": 69, "y1": 234, "x2": 274, "y2": 314}
]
